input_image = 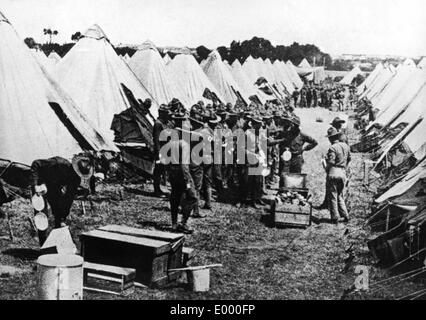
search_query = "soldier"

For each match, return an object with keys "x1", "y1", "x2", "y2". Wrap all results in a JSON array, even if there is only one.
[
  {"x1": 292, "y1": 88, "x2": 300, "y2": 107},
  {"x1": 306, "y1": 86, "x2": 313, "y2": 108},
  {"x1": 152, "y1": 104, "x2": 170, "y2": 198},
  {"x1": 30, "y1": 154, "x2": 98, "y2": 245},
  {"x1": 269, "y1": 115, "x2": 318, "y2": 182},
  {"x1": 312, "y1": 86, "x2": 318, "y2": 108},
  {"x1": 330, "y1": 117, "x2": 348, "y2": 144},
  {"x1": 189, "y1": 106, "x2": 206, "y2": 218},
  {"x1": 324, "y1": 128, "x2": 351, "y2": 224},
  {"x1": 236, "y1": 116, "x2": 265, "y2": 208},
  {"x1": 166, "y1": 109, "x2": 197, "y2": 233}
]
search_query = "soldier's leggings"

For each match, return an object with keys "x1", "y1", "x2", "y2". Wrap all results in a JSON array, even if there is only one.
[
  {"x1": 202, "y1": 164, "x2": 213, "y2": 207},
  {"x1": 153, "y1": 163, "x2": 165, "y2": 193},
  {"x1": 190, "y1": 165, "x2": 203, "y2": 215},
  {"x1": 169, "y1": 168, "x2": 197, "y2": 226}
]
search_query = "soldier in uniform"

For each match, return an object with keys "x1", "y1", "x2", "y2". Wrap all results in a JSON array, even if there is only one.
[
  {"x1": 189, "y1": 106, "x2": 207, "y2": 218},
  {"x1": 277, "y1": 115, "x2": 318, "y2": 175},
  {"x1": 30, "y1": 154, "x2": 97, "y2": 245},
  {"x1": 324, "y1": 128, "x2": 351, "y2": 224},
  {"x1": 152, "y1": 104, "x2": 170, "y2": 197},
  {"x1": 166, "y1": 109, "x2": 197, "y2": 233}
]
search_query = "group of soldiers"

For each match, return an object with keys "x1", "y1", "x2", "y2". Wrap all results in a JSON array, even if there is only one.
[
  {"x1": 292, "y1": 84, "x2": 347, "y2": 111},
  {"x1": 19, "y1": 88, "x2": 352, "y2": 245},
  {"x1": 152, "y1": 97, "x2": 322, "y2": 233}
]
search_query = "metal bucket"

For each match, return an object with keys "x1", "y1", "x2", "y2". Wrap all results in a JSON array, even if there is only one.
[
  {"x1": 37, "y1": 254, "x2": 83, "y2": 300},
  {"x1": 188, "y1": 269, "x2": 210, "y2": 292}
]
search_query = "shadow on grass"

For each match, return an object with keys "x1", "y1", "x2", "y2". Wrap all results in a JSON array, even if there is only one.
[
  {"x1": 136, "y1": 219, "x2": 174, "y2": 232},
  {"x1": 2, "y1": 248, "x2": 40, "y2": 261}
]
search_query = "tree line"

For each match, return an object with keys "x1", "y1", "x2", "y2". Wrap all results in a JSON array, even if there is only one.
[{"x1": 24, "y1": 31, "x2": 336, "y2": 69}]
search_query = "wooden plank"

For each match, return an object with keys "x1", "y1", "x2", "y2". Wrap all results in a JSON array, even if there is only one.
[
  {"x1": 84, "y1": 262, "x2": 135, "y2": 277},
  {"x1": 99, "y1": 225, "x2": 184, "y2": 242},
  {"x1": 80, "y1": 230, "x2": 171, "y2": 255}
]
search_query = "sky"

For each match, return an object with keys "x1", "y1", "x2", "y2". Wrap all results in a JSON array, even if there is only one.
[{"x1": 2, "y1": 0, "x2": 426, "y2": 57}]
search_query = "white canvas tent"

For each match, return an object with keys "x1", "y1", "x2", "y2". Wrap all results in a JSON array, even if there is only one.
[
  {"x1": 202, "y1": 50, "x2": 250, "y2": 105},
  {"x1": 0, "y1": 13, "x2": 116, "y2": 165},
  {"x1": 272, "y1": 60, "x2": 295, "y2": 94},
  {"x1": 357, "y1": 63, "x2": 383, "y2": 94},
  {"x1": 242, "y1": 56, "x2": 261, "y2": 84},
  {"x1": 372, "y1": 66, "x2": 423, "y2": 118},
  {"x1": 55, "y1": 25, "x2": 157, "y2": 141},
  {"x1": 230, "y1": 59, "x2": 270, "y2": 104},
  {"x1": 403, "y1": 58, "x2": 416, "y2": 66},
  {"x1": 167, "y1": 54, "x2": 225, "y2": 106},
  {"x1": 418, "y1": 57, "x2": 426, "y2": 69},
  {"x1": 163, "y1": 53, "x2": 172, "y2": 65},
  {"x1": 375, "y1": 158, "x2": 426, "y2": 204},
  {"x1": 129, "y1": 40, "x2": 188, "y2": 106},
  {"x1": 48, "y1": 51, "x2": 61, "y2": 63},
  {"x1": 298, "y1": 58, "x2": 311, "y2": 69},
  {"x1": 371, "y1": 75, "x2": 426, "y2": 163},
  {"x1": 30, "y1": 48, "x2": 53, "y2": 71},
  {"x1": 286, "y1": 60, "x2": 304, "y2": 88},
  {"x1": 340, "y1": 65, "x2": 362, "y2": 85},
  {"x1": 359, "y1": 64, "x2": 396, "y2": 101}
]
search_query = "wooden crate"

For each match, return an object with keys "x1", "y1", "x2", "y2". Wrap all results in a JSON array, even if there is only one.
[
  {"x1": 83, "y1": 262, "x2": 136, "y2": 295},
  {"x1": 270, "y1": 201, "x2": 312, "y2": 228},
  {"x1": 80, "y1": 227, "x2": 184, "y2": 287}
]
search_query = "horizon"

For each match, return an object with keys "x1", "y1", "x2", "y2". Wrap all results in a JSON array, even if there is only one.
[{"x1": 2, "y1": 0, "x2": 426, "y2": 58}]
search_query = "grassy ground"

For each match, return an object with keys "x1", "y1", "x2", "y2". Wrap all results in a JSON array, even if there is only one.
[{"x1": 0, "y1": 107, "x2": 425, "y2": 300}]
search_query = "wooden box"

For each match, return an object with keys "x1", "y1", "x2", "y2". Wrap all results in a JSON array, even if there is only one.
[
  {"x1": 80, "y1": 226, "x2": 184, "y2": 287},
  {"x1": 270, "y1": 201, "x2": 312, "y2": 228}
]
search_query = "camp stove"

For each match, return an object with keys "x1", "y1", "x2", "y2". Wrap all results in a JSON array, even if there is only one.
[{"x1": 271, "y1": 173, "x2": 312, "y2": 228}]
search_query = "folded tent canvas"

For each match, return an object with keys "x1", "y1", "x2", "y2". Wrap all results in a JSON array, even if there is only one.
[
  {"x1": 167, "y1": 53, "x2": 225, "y2": 106},
  {"x1": 129, "y1": 40, "x2": 188, "y2": 107},
  {"x1": 0, "y1": 12, "x2": 117, "y2": 165},
  {"x1": 54, "y1": 25, "x2": 157, "y2": 141},
  {"x1": 202, "y1": 50, "x2": 250, "y2": 105}
]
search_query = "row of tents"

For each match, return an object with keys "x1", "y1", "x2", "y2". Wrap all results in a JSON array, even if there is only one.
[
  {"x1": 353, "y1": 57, "x2": 426, "y2": 268},
  {"x1": 0, "y1": 11, "x2": 305, "y2": 168}
]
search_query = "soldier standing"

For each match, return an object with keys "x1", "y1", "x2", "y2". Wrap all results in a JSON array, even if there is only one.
[
  {"x1": 324, "y1": 128, "x2": 351, "y2": 224},
  {"x1": 152, "y1": 104, "x2": 170, "y2": 198},
  {"x1": 167, "y1": 110, "x2": 197, "y2": 233}
]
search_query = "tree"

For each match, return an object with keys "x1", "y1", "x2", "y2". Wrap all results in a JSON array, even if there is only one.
[
  {"x1": 43, "y1": 28, "x2": 59, "y2": 44},
  {"x1": 71, "y1": 32, "x2": 82, "y2": 42},
  {"x1": 24, "y1": 37, "x2": 37, "y2": 49},
  {"x1": 195, "y1": 45, "x2": 211, "y2": 62}
]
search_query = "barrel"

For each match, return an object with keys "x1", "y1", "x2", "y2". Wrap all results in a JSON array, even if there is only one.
[{"x1": 37, "y1": 254, "x2": 84, "y2": 300}]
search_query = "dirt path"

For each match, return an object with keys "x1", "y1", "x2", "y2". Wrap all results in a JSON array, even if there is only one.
[{"x1": 0, "y1": 107, "x2": 424, "y2": 300}]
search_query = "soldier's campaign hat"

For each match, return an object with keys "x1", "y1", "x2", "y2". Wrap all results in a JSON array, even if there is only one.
[
  {"x1": 72, "y1": 153, "x2": 95, "y2": 179},
  {"x1": 326, "y1": 127, "x2": 341, "y2": 138},
  {"x1": 171, "y1": 109, "x2": 188, "y2": 120},
  {"x1": 330, "y1": 117, "x2": 346, "y2": 125},
  {"x1": 208, "y1": 111, "x2": 222, "y2": 124},
  {"x1": 158, "y1": 104, "x2": 170, "y2": 114},
  {"x1": 282, "y1": 114, "x2": 300, "y2": 127},
  {"x1": 251, "y1": 115, "x2": 263, "y2": 124}
]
